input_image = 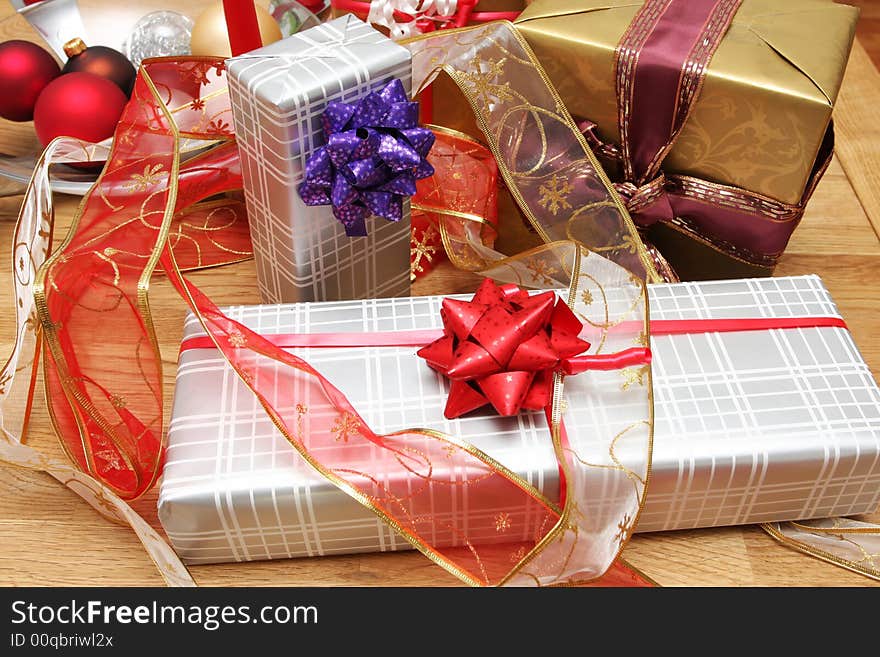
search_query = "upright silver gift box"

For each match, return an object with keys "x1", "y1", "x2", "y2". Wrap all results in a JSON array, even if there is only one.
[
  {"x1": 158, "y1": 276, "x2": 880, "y2": 564},
  {"x1": 227, "y1": 16, "x2": 413, "y2": 303}
]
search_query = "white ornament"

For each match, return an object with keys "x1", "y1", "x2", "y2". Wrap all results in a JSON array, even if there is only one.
[{"x1": 122, "y1": 11, "x2": 194, "y2": 68}]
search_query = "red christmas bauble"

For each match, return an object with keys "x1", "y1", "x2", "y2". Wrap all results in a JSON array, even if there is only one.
[
  {"x1": 33, "y1": 72, "x2": 128, "y2": 147},
  {"x1": 62, "y1": 38, "x2": 137, "y2": 96},
  {"x1": 0, "y1": 40, "x2": 60, "y2": 122}
]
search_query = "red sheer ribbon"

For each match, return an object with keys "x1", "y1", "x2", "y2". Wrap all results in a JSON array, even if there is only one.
[{"x1": 39, "y1": 60, "x2": 248, "y2": 499}]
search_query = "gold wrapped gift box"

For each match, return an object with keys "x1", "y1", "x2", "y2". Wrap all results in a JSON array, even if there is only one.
[
  {"x1": 516, "y1": 0, "x2": 857, "y2": 205},
  {"x1": 513, "y1": 0, "x2": 858, "y2": 278}
]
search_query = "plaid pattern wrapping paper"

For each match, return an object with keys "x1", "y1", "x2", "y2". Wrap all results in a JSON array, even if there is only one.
[
  {"x1": 226, "y1": 15, "x2": 413, "y2": 304},
  {"x1": 158, "y1": 276, "x2": 880, "y2": 564}
]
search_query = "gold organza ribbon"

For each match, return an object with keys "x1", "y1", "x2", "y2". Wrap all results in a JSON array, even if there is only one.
[
  {"x1": 405, "y1": 23, "x2": 659, "y2": 283},
  {"x1": 763, "y1": 521, "x2": 880, "y2": 581}
]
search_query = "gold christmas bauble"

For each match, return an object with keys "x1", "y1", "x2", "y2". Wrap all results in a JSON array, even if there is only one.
[{"x1": 190, "y1": 2, "x2": 283, "y2": 58}]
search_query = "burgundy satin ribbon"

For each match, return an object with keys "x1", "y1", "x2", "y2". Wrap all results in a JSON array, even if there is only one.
[
  {"x1": 610, "y1": 0, "x2": 830, "y2": 268},
  {"x1": 621, "y1": 0, "x2": 740, "y2": 183},
  {"x1": 180, "y1": 316, "x2": 848, "y2": 354}
]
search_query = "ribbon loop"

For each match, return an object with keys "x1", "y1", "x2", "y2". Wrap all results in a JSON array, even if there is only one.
[{"x1": 614, "y1": 173, "x2": 673, "y2": 228}]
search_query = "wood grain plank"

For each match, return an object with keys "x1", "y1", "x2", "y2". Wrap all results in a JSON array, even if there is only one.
[
  {"x1": 848, "y1": 1, "x2": 880, "y2": 70},
  {"x1": 833, "y1": 41, "x2": 880, "y2": 240},
  {"x1": 787, "y1": 158, "x2": 880, "y2": 256}
]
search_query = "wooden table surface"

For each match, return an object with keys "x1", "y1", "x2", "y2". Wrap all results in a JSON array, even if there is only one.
[{"x1": 1, "y1": 7, "x2": 880, "y2": 587}]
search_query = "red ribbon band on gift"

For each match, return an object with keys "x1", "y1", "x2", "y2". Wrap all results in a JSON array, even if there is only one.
[{"x1": 179, "y1": 316, "x2": 849, "y2": 354}]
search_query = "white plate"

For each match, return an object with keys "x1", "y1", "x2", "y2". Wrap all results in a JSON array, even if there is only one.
[
  {"x1": 0, "y1": 152, "x2": 96, "y2": 196},
  {"x1": 0, "y1": 137, "x2": 218, "y2": 196}
]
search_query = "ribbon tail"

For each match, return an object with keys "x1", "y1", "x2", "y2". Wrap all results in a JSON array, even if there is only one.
[
  {"x1": 762, "y1": 521, "x2": 880, "y2": 581},
  {"x1": 562, "y1": 348, "x2": 652, "y2": 374},
  {"x1": 0, "y1": 439, "x2": 196, "y2": 587},
  {"x1": 572, "y1": 558, "x2": 657, "y2": 587}
]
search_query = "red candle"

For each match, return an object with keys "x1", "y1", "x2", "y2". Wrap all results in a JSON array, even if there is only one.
[{"x1": 222, "y1": 0, "x2": 263, "y2": 56}]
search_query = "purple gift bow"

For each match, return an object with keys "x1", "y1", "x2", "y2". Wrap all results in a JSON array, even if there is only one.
[{"x1": 297, "y1": 78, "x2": 435, "y2": 236}]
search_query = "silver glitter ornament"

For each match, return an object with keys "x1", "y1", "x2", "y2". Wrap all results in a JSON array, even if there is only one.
[{"x1": 122, "y1": 11, "x2": 194, "y2": 68}]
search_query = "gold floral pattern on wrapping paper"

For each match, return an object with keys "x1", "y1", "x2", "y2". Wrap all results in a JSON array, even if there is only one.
[
  {"x1": 331, "y1": 413, "x2": 361, "y2": 444},
  {"x1": 109, "y1": 394, "x2": 126, "y2": 409},
  {"x1": 668, "y1": 93, "x2": 811, "y2": 204},
  {"x1": 410, "y1": 224, "x2": 439, "y2": 281},
  {"x1": 126, "y1": 164, "x2": 164, "y2": 193},
  {"x1": 537, "y1": 175, "x2": 574, "y2": 216},
  {"x1": 580, "y1": 290, "x2": 594, "y2": 306},
  {"x1": 635, "y1": 331, "x2": 648, "y2": 347},
  {"x1": 495, "y1": 512, "x2": 511, "y2": 533}
]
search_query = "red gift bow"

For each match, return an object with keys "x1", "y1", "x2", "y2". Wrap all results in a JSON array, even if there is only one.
[
  {"x1": 418, "y1": 279, "x2": 652, "y2": 419},
  {"x1": 418, "y1": 278, "x2": 576, "y2": 419},
  {"x1": 418, "y1": 279, "x2": 585, "y2": 418}
]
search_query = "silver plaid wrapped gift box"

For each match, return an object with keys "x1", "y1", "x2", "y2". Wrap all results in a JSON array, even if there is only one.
[
  {"x1": 227, "y1": 15, "x2": 413, "y2": 304},
  {"x1": 158, "y1": 276, "x2": 880, "y2": 564}
]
